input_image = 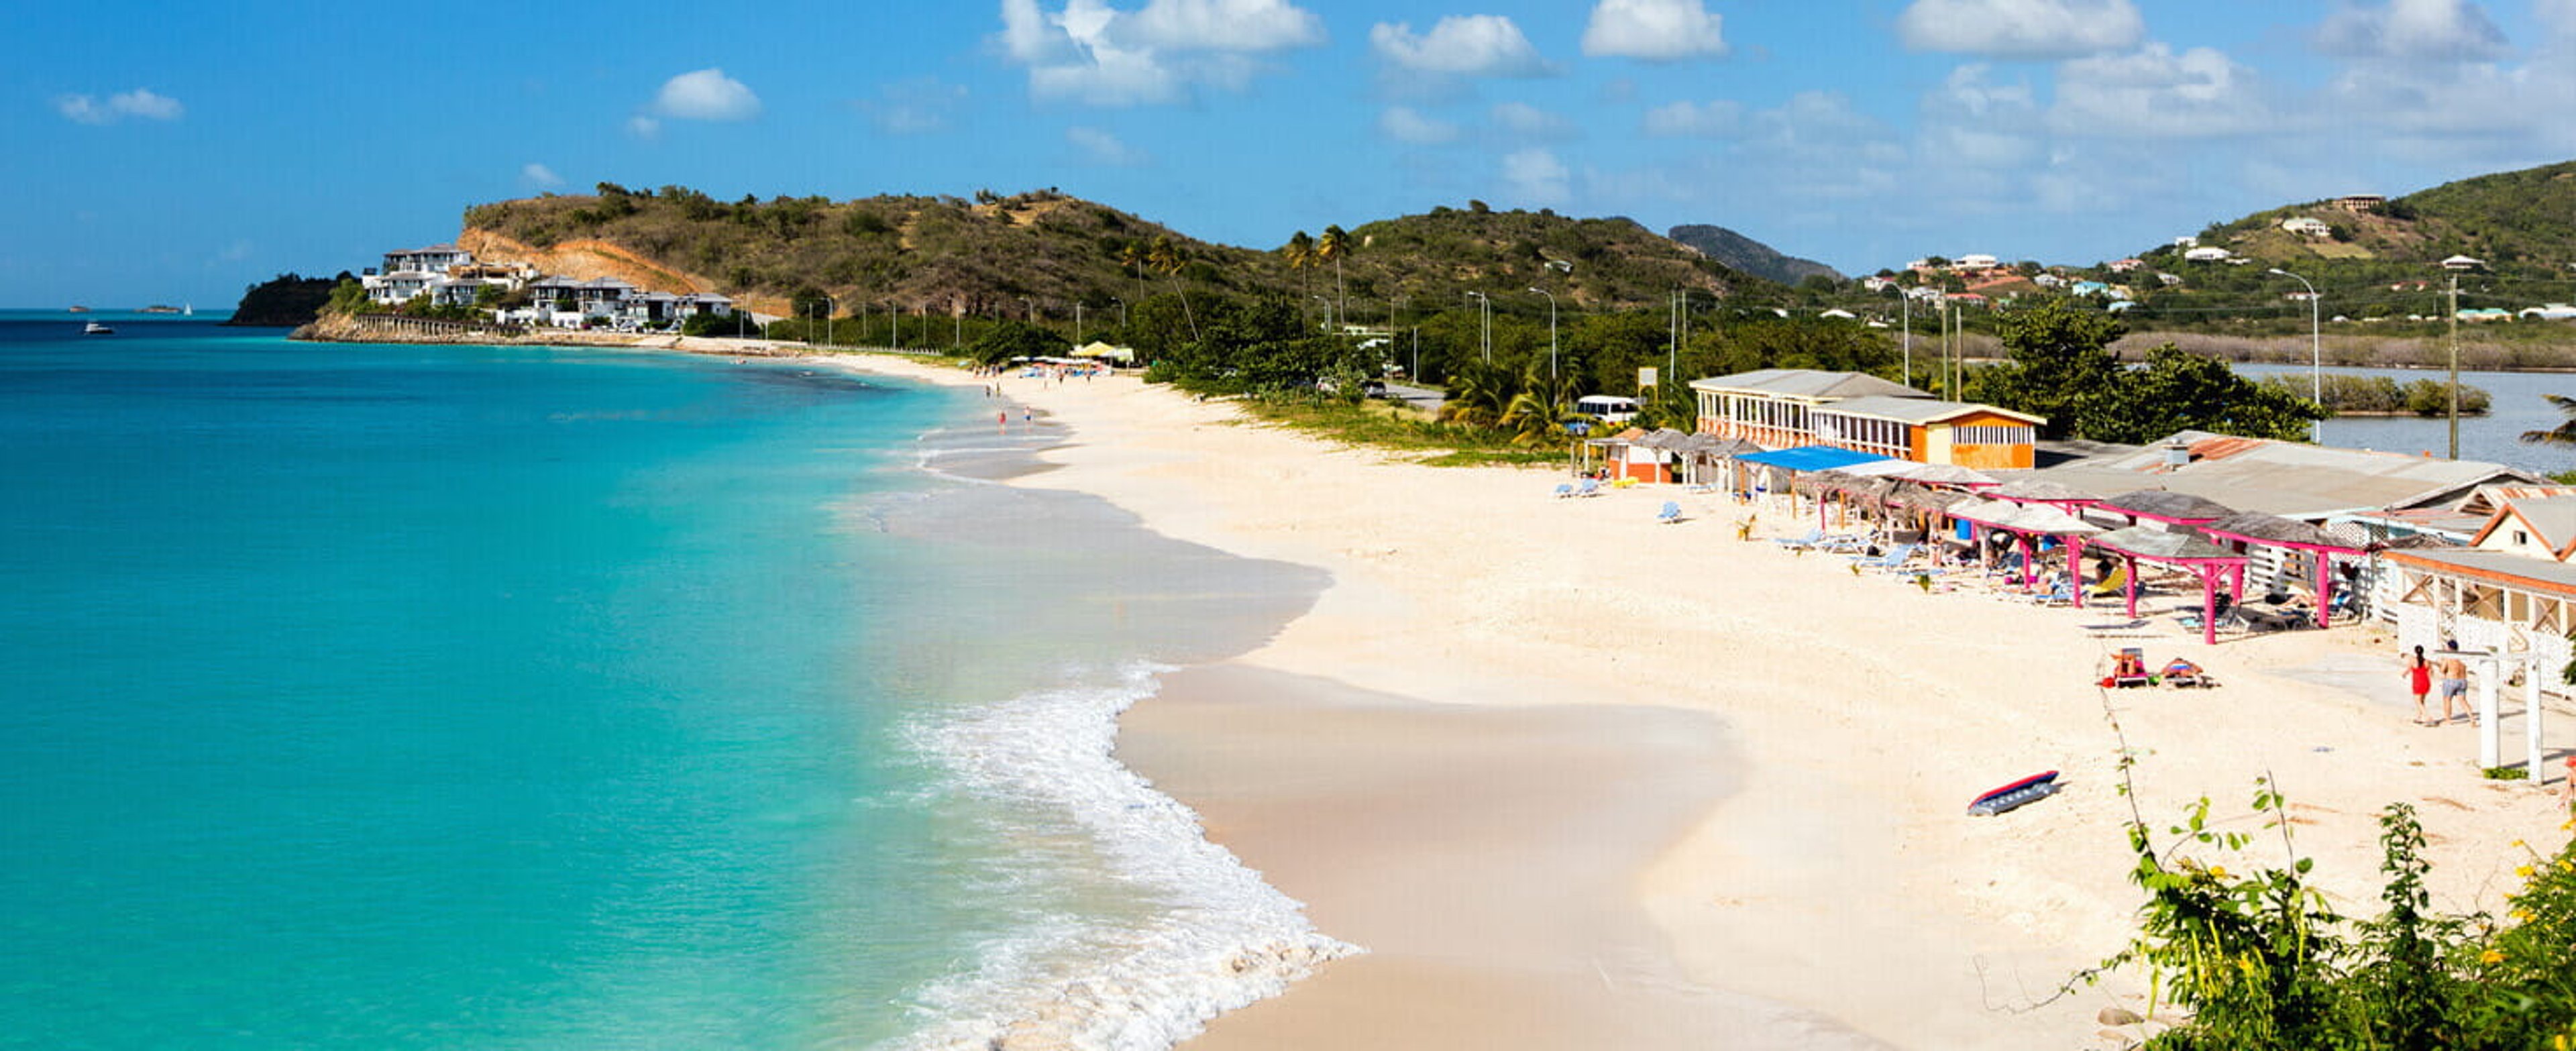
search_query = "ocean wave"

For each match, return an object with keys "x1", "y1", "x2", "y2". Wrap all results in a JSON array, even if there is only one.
[{"x1": 890, "y1": 663, "x2": 1360, "y2": 1051}]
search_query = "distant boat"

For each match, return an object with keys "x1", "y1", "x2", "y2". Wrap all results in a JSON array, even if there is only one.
[
  {"x1": 138, "y1": 305, "x2": 181, "y2": 315},
  {"x1": 67, "y1": 305, "x2": 91, "y2": 313},
  {"x1": 83, "y1": 322, "x2": 114, "y2": 335},
  {"x1": 183, "y1": 302, "x2": 194, "y2": 317}
]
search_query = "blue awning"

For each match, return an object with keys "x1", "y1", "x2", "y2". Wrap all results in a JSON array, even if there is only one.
[{"x1": 1730, "y1": 445, "x2": 1894, "y2": 472}]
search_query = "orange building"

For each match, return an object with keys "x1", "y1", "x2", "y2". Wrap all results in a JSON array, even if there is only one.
[{"x1": 1809, "y1": 396, "x2": 2044, "y2": 469}]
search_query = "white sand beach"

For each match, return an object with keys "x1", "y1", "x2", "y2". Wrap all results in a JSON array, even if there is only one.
[{"x1": 836, "y1": 354, "x2": 2570, "y2": 1048}]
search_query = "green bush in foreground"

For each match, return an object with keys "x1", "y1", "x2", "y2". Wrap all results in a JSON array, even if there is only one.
[{"x1": 2095, "y1": 773, "x2": 2576, "y2": 1048}]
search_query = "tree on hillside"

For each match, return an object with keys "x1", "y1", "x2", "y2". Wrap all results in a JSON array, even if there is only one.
[
  {"x1": 1283, "y1": 231, "x2": 1316, "y2": 324},
  {"x1": 1148, "y1": 235, "x2": 1200, "y2": 341},
  {"x1": 1966, "y1": 299, "x2": 2127, "y2": 439},
  {"x1": 1318, "y1": 225, "x2": 1351, "y2": 326},
  {"x1": 1119, "y1": 239, "x2": 1149, "y2": 307}
]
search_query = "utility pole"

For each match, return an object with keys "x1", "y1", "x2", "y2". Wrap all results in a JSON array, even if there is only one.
[
  {"x1": 2448, "y1": 273, "x2": 2461, "y2": 459},
  {"x1": 1900, "y1": 292, "x2": 1912, "y2": 388}
]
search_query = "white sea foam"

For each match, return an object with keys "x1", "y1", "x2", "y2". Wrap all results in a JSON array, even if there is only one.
[{"x1": 888, "y1": 663, "x2": 1360, "y2": 1051}]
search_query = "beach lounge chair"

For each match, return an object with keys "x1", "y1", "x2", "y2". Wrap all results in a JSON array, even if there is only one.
[
  {"x1": 1772, "y1": 527, "x2": 1827, "y2": 549},
  {"x1": 2104, "y1": 647, "x2": 2153, "y2": 688},
  {"x1": 1574, "y1": 478, "x2": 1603, "y2": 498},
  {"x1": 2161, "y1": 659, "x2": 2212, "y2": 688},
  {"x1": 1849, "y1": 543, "x2": 1920, "y2": 571},
  {"x1": 2174, "y1": 606, "x2": 2243, "y2": 634},
  {"x1": 2088, "y1": 563, "x2": 2131, "y2": 598},
  {"x1": 1552, "y1": 482, "x2": 1574, "y2": 498},
  {"x1": 1656, "y1": 501, "x2": 1684, "y2": 524}
]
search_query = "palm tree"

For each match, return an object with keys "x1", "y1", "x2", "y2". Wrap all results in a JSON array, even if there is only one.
[
  {"x1": 1496, "y1": 368, "x2": 1574, "y2": 447},
  {"x1": 1118, "y1": 239, "x2": 1148, "y2": 307},
  {"x1": 1440, "y1": 361, "x2": 1515, "y2": 428},
  {"x1": 1317, "y1": 225, "x2": 1350, "y2": 329},
  {"x1": 1148, "y1": 235, "x2": 1200, "y2": 342},
  {"x1": 1283, "y1": 231, "x2": 1315, "y2": 325},
  {"x1": 2522, "y1": 394, "x2": 2576, "y2": 447}
]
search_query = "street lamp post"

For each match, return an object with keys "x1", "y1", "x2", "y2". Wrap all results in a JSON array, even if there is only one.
[
  {"x1": 2267, "y1": 268, "x2": 2322, "y2": 442},
  {"x1": 1075, "y1": 302, "x2": 1084, "y2": 345},
  {"x1": 1529, "y1": 287, "x2": 1558, "y2": 380},
  {"x1": 1313, "y1": 294, "x2": 1333, "y2": 334},
  {"x1": 1019, "y1": 297, "x2": 1034, "y2": 324},
  {"x1": 1466, "y1": 290, "x2": 1490, "y2": 363},
  {"x1": 1900, "y1": 292, "x2": 1912, "y2": 388}
]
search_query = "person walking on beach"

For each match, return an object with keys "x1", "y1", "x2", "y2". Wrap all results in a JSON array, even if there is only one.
[
  {"x1": 2436, "y1": 641, "x2": 2472, "y2": 725},
  {"x1": 998, "y1": 410, "x2": 1008, "y2": 433},
  {"x1": 2404, "y1": 645, "x2": 2434, "y2": 726}
]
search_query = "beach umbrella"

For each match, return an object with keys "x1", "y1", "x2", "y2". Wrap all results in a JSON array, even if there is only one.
[
  {"x1": 1989, "y1": 478, "x2": 2098, "y2": 505},
  {"x1": 2098, "y1": 489, "x2": 2235, "y2": 524},
  {"x1": 1892, "y1": 463, "x2": 2000, "y2": 488}
]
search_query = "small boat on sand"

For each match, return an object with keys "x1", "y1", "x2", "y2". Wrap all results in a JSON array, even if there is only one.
[{"x1": 1967, "y1": 771, "x2": 2061, "y2": 816}]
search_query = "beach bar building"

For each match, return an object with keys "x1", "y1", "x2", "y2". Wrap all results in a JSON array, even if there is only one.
[
  {"x1": 1688, "y1": 369, "x2": 2041, "y2": 468},
  {"x1": 1811, "y1": 397, "x2": 2043, "y2": 469}
]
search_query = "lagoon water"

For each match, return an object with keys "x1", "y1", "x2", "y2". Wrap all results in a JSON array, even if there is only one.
[
  {"x1": 2236, "y1": 361, "x2": 2576, "y2": 472},
  {"x1": 0, "y1": 313, "x2": 1340, "y2": 1049}
]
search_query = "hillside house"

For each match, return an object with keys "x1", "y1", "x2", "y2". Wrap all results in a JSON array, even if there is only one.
[
  {"x1": 2108, "y1": 258, "x2": 2145, "y2": 273},
  {"x1": 2281, "y1": 217, "x2": 2332, "y2": 237},
  {"x1": 2443, "y1": 254, "x2": 2487, "y2": 272},
  {"x1": 2334, "y1": 195, "x2": 2386, "y2": 213},
  {"x1": 2183, "y1": 246, "x2": 2231, "y2": 263}
]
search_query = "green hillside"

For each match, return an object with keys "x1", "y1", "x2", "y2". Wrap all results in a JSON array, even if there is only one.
[
  {"x1": 458, "y1": 186, "x2": 1765, "y2": 319},
  {"x1": 2071, "y1": 159, "x2": 2576, "y2": 331}
]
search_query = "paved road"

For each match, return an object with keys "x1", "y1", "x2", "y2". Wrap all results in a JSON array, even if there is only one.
[{"x1": 1377, "y1": 380, "x2": 1447, "y2": 412}]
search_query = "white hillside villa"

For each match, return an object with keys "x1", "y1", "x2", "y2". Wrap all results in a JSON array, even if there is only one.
[{"x1": 357, "y1": 241, "x2": 734, "y2": 330}]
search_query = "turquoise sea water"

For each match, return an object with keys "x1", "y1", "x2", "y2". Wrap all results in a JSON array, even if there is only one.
[{"x1": 0, "y1": 313, "x2": 1342, "y2": 1050}]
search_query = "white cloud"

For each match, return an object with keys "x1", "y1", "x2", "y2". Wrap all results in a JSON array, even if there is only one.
[
  {"x1": 2315, "y1": 0, "x2": 2510, "y2": 62},
  {"x1": 521, "y1": 163, "x2": 564, "y2": 188},
  {"x1": 1642, "y1": 98, "x2": 1743, "y2": 137},
  {"x1": 650, "y1": 68, "x2": 762, "y2": 121},
  {"x1": 861, "y1": 77, "x2": 969, "y2": 134},
  {"x1": 1917, "y1": 64, "x2": 2044, "y2": 168},
  {"x1": 627, "y1": 115, "x2": 661, "y2": 139},
  {"x1": 1378, "y1": 105, "x2": 1462, "y2": 144},
  {"x1": 997, "y1": 0, "x2": 1324, "y2": 106},
  {"x1": 54, "y1": 88, "x2": 184, "y2": 125},
  {"x1": 1582, "y1": 0, "x2": 1729, "y2": 61},
  {"x1": 1067, "y1": 125, "x2": 1148, "y2": 165},
  {"x1": 2048, "y1": 43, "x2": 2269, "y2": 138},
  {"x1": 1499, "y1": 148, "x2": 1571, "y2": 205},
  {"x1": 1490, "y1": 101, "x2": 1574, "y2": 140},
  {"x1": 1126, "y1": 0, "x2": 1324, "y2": 51},
  {"x1": 1371, "y1": 15, "x2": 1554, "y2": 76},
  {"x1": 1894, "y1": 0, "x2": 2144, "y2": 59}
]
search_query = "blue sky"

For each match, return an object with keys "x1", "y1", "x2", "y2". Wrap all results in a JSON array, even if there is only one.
[{"x1": 9, "y1": 0, "x2": 2576, "y2": 307}]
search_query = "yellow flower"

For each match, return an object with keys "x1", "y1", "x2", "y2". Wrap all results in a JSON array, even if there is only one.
[
  {"x1": 2514, "y1": 908, "x2": 2535, "y2": 923},
  {"x1": 2515, "y1": 839, "x2": 2529, "y2": 848},
  {"x1": 2210, "y1": 865, "x2": 2230, "y2": 879},
  {"x1": 2482, "y1": 948, "x2": 2506, "y2": 964},
  {"x1": 2519, "y1": 865, "x2": 2537, "y2": 879}
]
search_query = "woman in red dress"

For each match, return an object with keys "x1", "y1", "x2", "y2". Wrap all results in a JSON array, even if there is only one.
[{"x1": 2403, "y1": 645, "x2": 2434, "y2": 726}]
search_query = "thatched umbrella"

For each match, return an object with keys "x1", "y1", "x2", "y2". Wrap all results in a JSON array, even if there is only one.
[
  {"x1": 2098, "y1": 489, "x2": 2235, "y2": 526},
  {"x1": 1894, "y1": 462, "x2": 2000, "y2": 488},
  {"x1": 1989, "y1": 478, "x2": 2099, "y2": 507}
]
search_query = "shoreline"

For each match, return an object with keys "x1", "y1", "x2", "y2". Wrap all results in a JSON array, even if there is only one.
[{"x1": 816, "y1": 354, "x2": 2570, "y2": 1048}]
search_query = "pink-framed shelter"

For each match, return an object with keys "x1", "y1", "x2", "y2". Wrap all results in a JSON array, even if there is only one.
[
  {"x1": 2086, "y1": 524, "x2": 2251, "y2": 644},
  {"x1": 1953, "y1": 498, "x2": 2102, "y2": 592},
  {"x1": 2197, "y1": 512, "x2": 2367, "y2": 628}
]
